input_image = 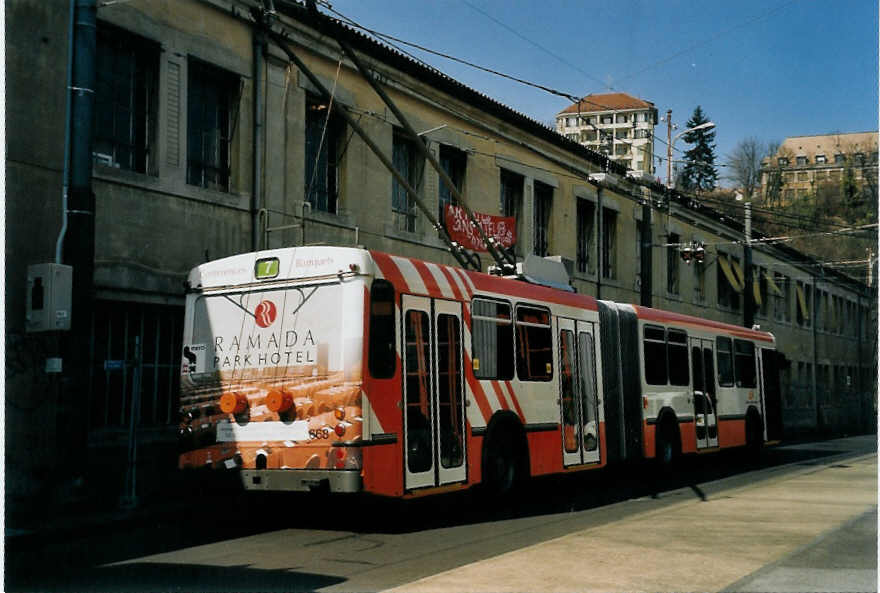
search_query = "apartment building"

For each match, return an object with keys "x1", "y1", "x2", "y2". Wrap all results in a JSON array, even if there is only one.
[
  {"x1": 556, "y1": 92, "x2": 657, "y2": 177},
  {"x1": 760, "y1": 131, "x2": 879, "y2": 205}
]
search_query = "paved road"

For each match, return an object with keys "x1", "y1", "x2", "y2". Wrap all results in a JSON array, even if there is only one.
[{"x1": 6, "y1": 435, "x2": 876, "y2": 592}]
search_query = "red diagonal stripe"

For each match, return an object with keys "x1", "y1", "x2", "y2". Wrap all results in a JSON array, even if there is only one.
[
  {"x1": 411, "y1": 260, "x2": 442, "y2": 298},
  {"x1": 463, "y1": 352, "x2": 493, "y2": 424},
  {"x1": 490, "y1": 380, "x2": 510, "y2": 411},
  {"x1": 439, "y1": 265, "x2": 465, "y2": 301},
  {"x1": 504, "y1": 381, "x2": 526, "y2": 422},
  {"x1": 370, "y1": 251, "x2": 409, "y2": 293}
]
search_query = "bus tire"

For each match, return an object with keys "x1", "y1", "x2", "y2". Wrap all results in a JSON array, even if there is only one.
[
  {"x1": 655, "y1": 415, "x2": 680, "y2": 469},
  {"x1": 745, "y1": 411, "x2": 763, "y2": 463},
  {"x1": 482, "y1": 419, "x2": 527, "y2": 497}
]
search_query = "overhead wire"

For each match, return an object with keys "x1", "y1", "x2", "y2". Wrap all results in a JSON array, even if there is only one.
[{"x1": 304, "y1": 2, "x2": 872, "y2": 281}]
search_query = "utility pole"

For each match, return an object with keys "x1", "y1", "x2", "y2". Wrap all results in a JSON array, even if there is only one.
[
  {"x1": 666, "y1": 109, "x2": 673, "y2": 187},
  {"x1": 743, "y1": 201, "x2": 754, "y2": 328},
  {"x1": 61, "y1": 0, "x2": 97, "y2": 491}
]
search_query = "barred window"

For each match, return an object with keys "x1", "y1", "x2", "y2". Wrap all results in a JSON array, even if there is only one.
[
  {"x1": 576, "y1": 199, "x2": 595, "y2": 274},
  {"x1": 94, "y1": 23, "x2": 159, "y2": 174},
  {"x1": 392, "y1": 130, "x2": 421, "y2": 232},
  {"x1": 187, "y1": 58, "x2": 239, "y2": 191},
  {"x1": 305, "y1": 95, "x2": 344, "y2": 213}
]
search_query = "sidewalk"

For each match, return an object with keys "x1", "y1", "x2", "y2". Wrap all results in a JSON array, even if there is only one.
[{"x1": 384, "y1": 451, "x2": 877, "y2": 593}]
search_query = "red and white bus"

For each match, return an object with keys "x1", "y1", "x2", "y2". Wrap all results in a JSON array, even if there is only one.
[{"x1": 178, "y1": 246, "x2": 783, "y2": 497}]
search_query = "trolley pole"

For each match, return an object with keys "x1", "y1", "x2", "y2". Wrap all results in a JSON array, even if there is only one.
[
  {"x1": 743, "y1": 201, "x2": 754, "y2": 329},
  {"x1": 666, "y1": 110, "x2": 673, "y2": 187}
]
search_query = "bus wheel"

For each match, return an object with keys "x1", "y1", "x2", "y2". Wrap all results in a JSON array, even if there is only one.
[
  {"x1": 745, "y1": 412, "x2": 763, "y2": 464},
  {"x1": 655, "y1": 417, "x2": 680, "y2": 469},
  {"x1": 484, "y1": 430, "x2": 518, "y2": 496}
]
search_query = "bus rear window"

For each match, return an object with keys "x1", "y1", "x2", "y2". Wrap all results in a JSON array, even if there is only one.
[{"x1": 369, "y1": 279, "x2": 396, "y2": 378}]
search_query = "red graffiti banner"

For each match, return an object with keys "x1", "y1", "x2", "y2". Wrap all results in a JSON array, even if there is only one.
[{"x1": 444, "y1": 204, "x2": 516, "y2": 252}]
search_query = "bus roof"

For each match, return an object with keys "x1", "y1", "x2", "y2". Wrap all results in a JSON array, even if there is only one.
[{"x1": 188, "y1": 246, "x2": 774, "y2": 345}]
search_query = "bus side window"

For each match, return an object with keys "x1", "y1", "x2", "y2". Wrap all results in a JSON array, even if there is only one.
[
  {"x1": 643, "y1": 325, "x2": 667, "y2": 385},
  {"x1": 716, "y1": 337, "x2": 734, "y2": 387},
  {"x1": 734, "y1": 339, "x2": 757, "y2": 388},
  {"x1": 471, "y1": 298, "x2": 514, "y2": 380},
  {"x1": 515, "y1": 305, "x2": 553, "y2": 381},
  {"x1": 667, "y1": 329, "x2": 689, "y2": 386},
  {"x1": 369, "y1": 279, "x2": 396, "y2": 379}
]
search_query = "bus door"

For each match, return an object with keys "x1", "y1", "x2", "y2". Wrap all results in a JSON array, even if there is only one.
[
  {"x1": 401, "y1": 295, "x2": 467, "y2": 490},
  {"x1": 757, "y1": 347, "x2": 783, "y2": 442},
  {"x1": 690, "y1": 337, "x2": 718, "y2": 449},
  {"x1": 559, "y1": 318, "x2": 601, "y2": 467}
]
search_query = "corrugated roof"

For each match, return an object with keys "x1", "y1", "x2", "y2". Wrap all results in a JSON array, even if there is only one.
[{"x1": 558, "y1": 92, "x2": 655, "y2": 115}]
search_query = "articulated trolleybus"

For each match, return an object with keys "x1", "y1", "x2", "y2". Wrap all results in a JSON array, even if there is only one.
[{"x1": 179, "y1": 246, "x2": 783, "y2": 497}]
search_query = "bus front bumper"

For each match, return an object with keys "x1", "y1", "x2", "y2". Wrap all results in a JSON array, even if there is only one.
[{"x1": 239, "y1": 469, "x2": 362, "y2": 493}]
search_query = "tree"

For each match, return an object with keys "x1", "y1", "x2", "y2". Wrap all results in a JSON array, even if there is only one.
[
  {"x1": 678, "y1": 106, "x2": 718, "y2": 193},
  {"x1": 726, "y1": 137, "x2": 766, "y2": 201}
]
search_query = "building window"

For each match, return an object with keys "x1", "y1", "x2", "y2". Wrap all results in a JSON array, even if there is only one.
[
  {"x1": 667, "y1": 233, "x2": 680, "y2": 295},
  {"x1": 576, "y1": 199, "x2": 595, "y2": 275},
  {"x1": 694, "y1": 255, "x2": 706, "y2": 302},
  {"x1": 634, "y1": 129, "x2": 650, "y2": 139},
  {"x1": 89, "y1": 300, "x2": 183, "y2": 429},
  {"x1": 601, "y1": 207, "x2": 617, "y2": 279},
  {"x1": 616, "y1": 114, "x2": 628, "y2": 123},
  {"x1": 94, "y1": 23, "x2": 159, "y2": 174},
  {"x1": 533, "y1": 181, "x2": 552, "y2": 256},
  {"x1": 439, "y1": 145, "x2": 466, "y2": 222},
  {"x1": 187, "y1": 58, "x2": 239, "y2": 191},
  {"x1": 834, "y1": 153, "x2": 846, "y2": 164},
  {"x1": 797, "y1": 171, "x2": 809, "y2": 182},
  {"x1": 717, "y1": 253, "x2": 741, "y2": 311},
  {"x1": 500, "y1": 169, "x2": 523, "y2": 257},
  {"x1": 774, "y1": 273, "x2": 791, "y2": 322},
  {"x1": 615, "y1": 144, "x2": 629, "y2": 156},
  {"x1": 392, "y1": 130, "x2": 421, "y2": 232},
  {"x1": 600, "y1": 115, "x2": 613, "y2": 124},
  {"x1": 615, "y1": 129, "x2": 629, "y2": 139},
  {"x1": 796, "y1": 281, "x2": 811, "y2": 327},
  {"x1": 581, "y1": 130, "x2": 598, "y2": 142},
  {"x1": 796, "y1": 156, "x2": 808, "y2": 166},
  {"x1": 566, "y1": 133, "x2": 579, "y2": 141},
  {"x1": 305, "y1": 95, "x2": 344, "y2": 213},
  {"x1": 581, "y1": 116, "x2": 595, "y2": 125},
  {"x1": 777, "y1": 157, "x2": 789, "y2": 166},
  {"x1": 815, "y1": 154, "x2": 827, "y2": 164}
]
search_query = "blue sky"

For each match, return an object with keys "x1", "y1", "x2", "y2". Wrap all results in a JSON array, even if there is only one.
[{"x1": 321, "y1": 0, "x2": 878, "y2": 185}]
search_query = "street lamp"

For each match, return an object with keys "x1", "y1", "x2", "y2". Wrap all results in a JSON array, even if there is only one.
[{"x1": 665, "y1": 111, "x2": 716, "y2": 188}]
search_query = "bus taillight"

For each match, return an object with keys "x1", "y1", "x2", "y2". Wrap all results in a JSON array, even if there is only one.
[
  {"x1": 266, "y1": 389, "x2": 293, "y2": 413},
  {"x1": 219, "y1": 392, "x2": 248, "y2": 415},
  {"x1": 330, "y1": 447, "x2": 362, "y2": 470}
]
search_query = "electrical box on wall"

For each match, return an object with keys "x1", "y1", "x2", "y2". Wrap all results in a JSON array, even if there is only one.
[{"x1": 26, "y1": 263, "x2": 73, "y2": 332}]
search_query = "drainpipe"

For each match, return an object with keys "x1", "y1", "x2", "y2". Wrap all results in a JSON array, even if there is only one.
[
  {"x1": 62, "y1": 0, "x2": 97, "y2": 485},
  {"x1": 596, "y1": 185, "x2": 602, "y2": 300},
  {"x1": 812, "y1": 272, "x2": 819, "y2": 432},
  {"x1": 55, "y1": 0, "x2": 76, "y2": 263},
  {"x1": 640, "y1": 199, "x2": 652, "y2": 307},
  {"x1": 251, "y1": 14, "x2": 266, "y2": 252}
]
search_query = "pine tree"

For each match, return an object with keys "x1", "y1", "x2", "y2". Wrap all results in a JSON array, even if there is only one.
[{"x1": 678, "y1": 106, "x2": 718, "y2": 193}]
